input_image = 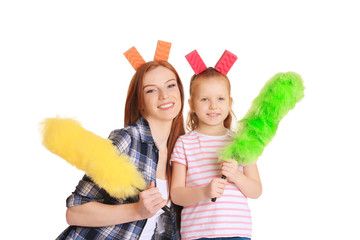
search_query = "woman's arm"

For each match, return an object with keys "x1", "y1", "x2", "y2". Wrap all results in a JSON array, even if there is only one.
[
  {"x1": 221, "y1": 161, "x2": 262, "y2": 199},
  {"x1": 170, "y1": 162, "x2": 228, "y2": 207},
  {"x1": 66, "y1": 182, "x2": 167, "y2": 227},
  {"x1": 66, "y1": 201, "x2": 140, "y2": 227}
]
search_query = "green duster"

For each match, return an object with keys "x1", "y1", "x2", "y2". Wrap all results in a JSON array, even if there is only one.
[
  {"x1": 212, "y1": 71, "x2": 304, "y2": 202},
  {"x1": 221, "y1": 71, "x2": 305, "y2": 164}
]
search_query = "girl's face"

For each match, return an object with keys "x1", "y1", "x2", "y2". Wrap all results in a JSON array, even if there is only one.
[
  {"x1": 189, "y1": 76, "x2": 232, "y2": 130},
  {"x1": 142, "y1": 66, "x2": 181, "y2": 123}
]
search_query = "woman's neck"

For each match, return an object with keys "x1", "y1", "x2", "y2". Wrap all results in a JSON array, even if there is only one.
[
  {"x1": 195, "y1": 124, "x2": 227, "y2": 136},
  {"x1": 146, "y1": 118, "x2": 172, "y2": 148},
  {"x1": 146, "y1": 118, "x2": 172, "y2": 181}
]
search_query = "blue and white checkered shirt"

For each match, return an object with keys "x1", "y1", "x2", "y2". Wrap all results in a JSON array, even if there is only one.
[{"x1": 56, "y1": 118, "x2": 180, "y2": 240}]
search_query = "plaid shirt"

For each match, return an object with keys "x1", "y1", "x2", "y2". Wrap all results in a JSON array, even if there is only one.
[{"x1": 56, "y1": 118, "x2": 180, "y2": 240}]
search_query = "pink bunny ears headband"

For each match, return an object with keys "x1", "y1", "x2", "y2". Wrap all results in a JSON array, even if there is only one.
[
  {"x1": 124, "y1": 40, "x2": 172, "y2": 71},
  {"x1": 185, "y1": 49, "x2": 238, "y2": 75}
]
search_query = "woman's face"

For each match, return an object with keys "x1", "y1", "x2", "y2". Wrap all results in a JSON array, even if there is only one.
[{"x1": 142, "y1": 66, "x2": 181, "y2": 123}]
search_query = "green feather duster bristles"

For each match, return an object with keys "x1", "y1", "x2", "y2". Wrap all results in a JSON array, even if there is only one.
[{"x1": 220, "y1": 72, "x2": 305, "y2": 165}]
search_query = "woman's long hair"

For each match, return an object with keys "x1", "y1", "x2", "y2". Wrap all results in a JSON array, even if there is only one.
[{"x1": 124, "y1": 61, "x2": 185, "y2": 189}]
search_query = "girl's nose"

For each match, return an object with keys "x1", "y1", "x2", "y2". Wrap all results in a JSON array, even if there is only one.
[{"x1": 209, "y1": 101, "x2": 217, "y2": 109}]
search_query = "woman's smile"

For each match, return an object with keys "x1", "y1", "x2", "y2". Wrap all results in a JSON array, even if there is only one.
[{"x1": 158, "y1": 102, "x2": 175, "y2": 110}]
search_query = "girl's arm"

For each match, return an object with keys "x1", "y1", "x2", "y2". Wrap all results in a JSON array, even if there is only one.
[
  {"x1": 170, "y1": 162, "x2": 228, "y2": 207},
  {"x1": 221, "y1": 161, "x2": 262, "y2": 199},
  {"x1": 66, "y1": 182, "x2": 166, "y2": 227}
]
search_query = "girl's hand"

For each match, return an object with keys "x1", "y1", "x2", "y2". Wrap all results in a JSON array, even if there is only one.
[
  {"x1": 136, "y1": 181, "x2": 167, "y2": 219},
  {"x1": 221, "y1": 159, "x2": 241, "y2": 182},
  {"x1": 204, "y1": 178, "x2": 228, "y2": 199}
]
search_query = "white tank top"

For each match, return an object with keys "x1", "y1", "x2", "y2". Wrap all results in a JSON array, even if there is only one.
[{"x1": 138, "y1": 178, "x2": 170, "y2": 240}]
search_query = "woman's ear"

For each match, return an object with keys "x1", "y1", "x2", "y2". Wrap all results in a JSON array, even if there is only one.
[{"x1": 229, "y1": 97, "x2": 233, "y2": 107}]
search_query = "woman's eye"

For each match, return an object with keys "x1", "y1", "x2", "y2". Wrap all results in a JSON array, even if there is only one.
[
  {"x1": 146, "y1": 89, "x2": 156, "y2": 94},
  {"x1": 168, "y1": 83, "x2": 176, "y2": 89}
]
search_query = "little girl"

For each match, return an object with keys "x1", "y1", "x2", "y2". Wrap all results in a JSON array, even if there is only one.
[{"x1": 170, "y1": 50, "x2": 262, "y2": 240}]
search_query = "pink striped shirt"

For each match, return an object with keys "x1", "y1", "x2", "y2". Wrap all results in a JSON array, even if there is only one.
[{"x1": 170, "y1": 131, "x2": 252, "y2": 240}]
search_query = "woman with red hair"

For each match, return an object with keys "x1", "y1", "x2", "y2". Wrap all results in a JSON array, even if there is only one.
[{"x1": 57, "y1": 44, "x2": 185, "y2": 239}]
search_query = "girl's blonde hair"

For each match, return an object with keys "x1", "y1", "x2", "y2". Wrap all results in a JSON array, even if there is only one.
[{"x1": 186, "y1": 67, "x2": 235, "y2": 132}]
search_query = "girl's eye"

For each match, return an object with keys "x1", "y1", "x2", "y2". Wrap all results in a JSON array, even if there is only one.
[{"x1": 219, "y1": 97, "x2": 225, "y2": 101}]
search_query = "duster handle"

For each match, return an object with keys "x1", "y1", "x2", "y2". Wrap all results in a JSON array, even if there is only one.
[{"x1": 211, "y1": 175, "x2": 227, "y2": 202}]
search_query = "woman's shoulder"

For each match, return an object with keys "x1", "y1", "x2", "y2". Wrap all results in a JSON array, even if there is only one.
[
  {"x1": 108, "y1": 128, "x2": 132, "y2": 141},
  {"x1": 108, "y1": 121, "x2": 142, "y2": 140},
  {"x1": 107, "y1": 125, "x2": 138, "y2": 151},
  {"x1": 108, "y1": 125, "x2": 142, "y2": 154},
  {"x1": 108, "y1": 118, "x2": 154, "y2": 146}
]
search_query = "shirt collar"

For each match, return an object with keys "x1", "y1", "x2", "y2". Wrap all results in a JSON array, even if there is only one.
[{"x1": 135, "y1": 117, "x2": 156, "y2": 144}]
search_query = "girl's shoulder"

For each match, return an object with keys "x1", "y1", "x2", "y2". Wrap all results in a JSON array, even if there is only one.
[
  {"x1": 226, "y1": 129, "x2": 235, "y2": 138},
  {"x1": 177, "y1": 130, "x2": 197, "y2": 140},
  {"x1": 189, "y1": 129, "x2": 233, "y2": 139},
  {"x1": 178, "y1": 130, "x2": 234, "y2": 139},
  {"x1": 173, "y1": 131, "x2": 197, "y2": 145},
  {"x1": 183, "y1": 130, "x2": 197, "y2": 137}
]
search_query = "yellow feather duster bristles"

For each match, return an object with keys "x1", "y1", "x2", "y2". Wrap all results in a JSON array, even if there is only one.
[{"x1": 40, "y1": 117, "x2": 146, "y2": 199}]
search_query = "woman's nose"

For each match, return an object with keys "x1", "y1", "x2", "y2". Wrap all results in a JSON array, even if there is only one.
[{"x1": 159, "y1": 89, "x2": 168, "y2": 99}]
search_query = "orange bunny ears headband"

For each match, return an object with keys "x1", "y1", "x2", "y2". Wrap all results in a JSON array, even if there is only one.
[
  {"x1": 185, "y1": 49, "x2": 238, "y2": 75},
  {"x1": 124, "y1": 40, "x2": 172, "y2": 71}
]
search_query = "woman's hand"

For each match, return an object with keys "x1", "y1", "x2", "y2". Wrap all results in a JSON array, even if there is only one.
[
  {"x1": 135, "y1": 181, "x2": 167, "y2": 219},
  {"x1": 221, "y1": 159, "x2": 240, "y2": 182},
  {"x1": 204, "y1": 178, "x2": 228, "y2": 199}
]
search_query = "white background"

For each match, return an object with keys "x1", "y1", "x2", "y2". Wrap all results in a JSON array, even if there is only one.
[{"x1": 1, "y1": 0, "x2": 360, "y2": 239}]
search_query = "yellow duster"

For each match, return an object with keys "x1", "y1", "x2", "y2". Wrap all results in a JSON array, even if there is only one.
[{"x1": 40, "y1": 117, "x2": 146, "y2": 199}]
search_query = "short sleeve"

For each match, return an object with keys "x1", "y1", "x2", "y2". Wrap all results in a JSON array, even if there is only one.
[
  {"x1": 170, "y1": 137, "x2": 187, "y2": 167},
  {"x1": 108, "y1": 129, "x2": 132, "y2": 155}
]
